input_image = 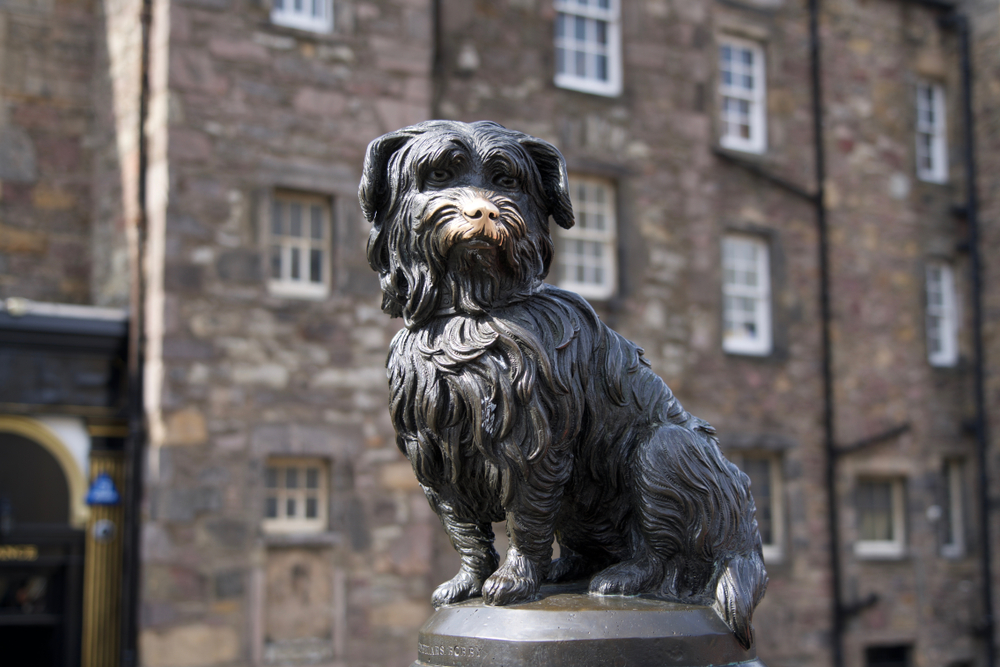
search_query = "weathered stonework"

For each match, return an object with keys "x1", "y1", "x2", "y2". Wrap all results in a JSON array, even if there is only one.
[
  {"x1": 138, "y1": 1, "x2": 437, "y2": 664},
  {"x1": 432, "y1": 3, "x2": 991, "y2": 667},
  {"x1": 0, "y1": 0, "x2": 99, "y2": 303}
]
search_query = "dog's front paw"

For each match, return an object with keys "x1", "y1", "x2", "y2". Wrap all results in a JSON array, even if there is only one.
[
  {"x1": 432, "y1": 568, "x2": 485, "y2": 607},
  {"x1": 482, "y1": 548, "x2": 541, "y2": 605}
]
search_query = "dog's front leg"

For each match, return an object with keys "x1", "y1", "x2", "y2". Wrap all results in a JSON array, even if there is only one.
[
  {"x1": 483, "y1": 482, "x2": 562, "y2": 606},
  {"x1": 423, "y1": 486, "x2": 500, "y2": 607}
]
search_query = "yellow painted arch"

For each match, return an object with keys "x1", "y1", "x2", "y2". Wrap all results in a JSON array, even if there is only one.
[{"x1": 0, "y1": 415, "x2": 90, "y2": 527}]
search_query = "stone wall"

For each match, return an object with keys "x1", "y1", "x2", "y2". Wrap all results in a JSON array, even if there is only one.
[
  {"x1": 0, "y1": 0, "x2": 100, "y2": 303},
  {"x1": 136, "y1": 0, "x2": 995, "y2": 665},
  {"x1": 138, "y1": 1, "x2": 440, "y2": 665},
  {"x1": 433, "y1": 2, "x2": 984, "y2": 667}
]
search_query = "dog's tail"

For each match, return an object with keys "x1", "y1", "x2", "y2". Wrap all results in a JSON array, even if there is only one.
[{"x1": 713, "y1": 550, "x2": 768, "y2": 650}]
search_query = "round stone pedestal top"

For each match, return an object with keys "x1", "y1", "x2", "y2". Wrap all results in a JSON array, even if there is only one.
[{"x1": 411, "y1": 583, "x2": 764, "y2": 667}]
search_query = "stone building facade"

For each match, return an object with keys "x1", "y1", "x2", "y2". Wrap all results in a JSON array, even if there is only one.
[{"x1": 1, "y1": 1, "x2": 999, "y2": 667}]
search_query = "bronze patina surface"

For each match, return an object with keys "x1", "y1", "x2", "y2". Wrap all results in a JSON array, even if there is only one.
[
  {"x1": 411, "y1": 583, "x2": 763, "y2": 667},
  {"x1": 360, "y1": 120, "x2": 769, "y2": 659}
]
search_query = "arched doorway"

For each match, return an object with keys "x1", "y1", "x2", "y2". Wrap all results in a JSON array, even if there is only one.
[{"x1": 0, "y1": 418, "x2": 86, "y2": 667}]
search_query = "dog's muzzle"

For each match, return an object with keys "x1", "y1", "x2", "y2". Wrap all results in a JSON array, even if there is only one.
[
  {"x1": 428, "y1": 189, "x2": 520, "y2": 254},
  {"x1": 458, "y1": 195, "x2": 502, "y2": 246}
]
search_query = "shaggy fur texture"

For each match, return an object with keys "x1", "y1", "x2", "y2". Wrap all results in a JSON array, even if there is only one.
[{"x1": 360, "y1": 120, "x2": 767, "y2": 649}]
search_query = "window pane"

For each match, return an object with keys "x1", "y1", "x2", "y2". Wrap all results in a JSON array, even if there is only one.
[
  {"x1": 294, "y1": 0, "x2": 302, "y2": 11},
  {"x1": 265, "y1": 496, "x2": 278, "y2": 518},
  {"x1": 743, "y1": 458, "x2": 773, "y2": 544},
  {"x1": 290, "y1": 247, "x2": 301, "y2": 280},
  {"x1": 596, "y1": 55, "x2": 607, "y2": 82},
  {"x1": 858, "y1": 481, "x2": 894, "y2": 541},
  {"x1": 290, "y1": 204, "x2": 302, "y2": 237},
  {"x1": 306, "y1": 497, "x2": 318, "y2": 519},
  {"x1": 271, "y1": 245, "x2": 282, "y2": 280},
  {"x1": 557, "y1": 178, "x2": 615, "y2": 296},
  {"x1": 310, "y1": 205, "x2": 324, "y2": 239},
  {"x1": 286, "y1": 468, "x2": 299, "y2": 489},
  {"x1": 310, "y1": 249, "x2": 323, "y2": 283},
  {"x1": 306, "y1": 467, "x2": 320, "y2": 489},
  {"x1": 286, "y1": 497, "x2": 296, "y2": 517},
  {"x1": 272, "y1": 201, "x2": 283, "y2": 236},
  {"x1": 942, "y1": 463, "x2": 957, "y2": 546}
]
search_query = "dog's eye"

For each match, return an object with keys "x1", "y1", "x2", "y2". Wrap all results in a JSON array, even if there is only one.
[
  {"x1": 426, "y1": 169, "x2": 453, "y2": 186},
  {"x1": 493, "y1": 175, "x2": 520, "y2": 189}
]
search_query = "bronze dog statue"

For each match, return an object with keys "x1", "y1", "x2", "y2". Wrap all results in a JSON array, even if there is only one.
[{"x1": 360, "y1": 120, "x2": 767, "y2": 648}]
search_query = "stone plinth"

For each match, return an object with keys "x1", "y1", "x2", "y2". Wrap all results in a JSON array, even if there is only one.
[{"x1": 410, "y1": 584, "x2": 764, "y2": 667}]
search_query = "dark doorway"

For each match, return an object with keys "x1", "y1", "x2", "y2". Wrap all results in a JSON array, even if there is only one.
[
  {"x1": 0, "y1": 432, "x2": 71, "y2": 525},
  {"x1": 0, "y1": 430, "x2": 83, "y2": 667},
  {"x1": 865, "y1": 645, "x2": 911, "y2": 667}
]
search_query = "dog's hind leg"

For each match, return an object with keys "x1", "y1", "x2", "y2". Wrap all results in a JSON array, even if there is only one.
[
  {"x1": 547, "y1": 543, "x2": 604, "y2": 583},
  {"x1": 425, "y1": 488, "x2": 500, "y2": 607},
  {"x1": 589, "y1": 538, "x2": 665, "y2": 595},
  {"x1": 590, "y1": 424, "x2": 691, "y2": 597}
]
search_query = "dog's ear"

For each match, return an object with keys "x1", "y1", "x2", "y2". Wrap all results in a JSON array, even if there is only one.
[
  {"x1": 359, "y1": 130, "x2": 414, "y2": 227},
  {"x1": 518, "y1": 136, "x2": 575, "y2": 229}
]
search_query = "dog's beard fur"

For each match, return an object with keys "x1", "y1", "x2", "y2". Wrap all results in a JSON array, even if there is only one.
[{"x1": 377, "y1": 190, "x2": 552, "y2": 327}]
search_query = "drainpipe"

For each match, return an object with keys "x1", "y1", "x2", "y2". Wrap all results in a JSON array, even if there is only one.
[
  {"x1": 806, "y1": 3, "x2": 845, "y2": 667},
  {"x1": 949, "y1": 13, "x2": 996, "y2": 667},
  {"x1": 431, "y1": 0, "x2": 443, "y2": 118},
  {"x1": 120, "y1": 0, "x2": 152, "y2": 665},
  {"x1": 909, "y1": 4, "x2": 996, "y2": 662}
]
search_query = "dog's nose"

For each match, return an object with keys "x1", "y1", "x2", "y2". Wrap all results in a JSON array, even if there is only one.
[{"x1": 461, "y1": 198, "x2": 500, "y2": 224}]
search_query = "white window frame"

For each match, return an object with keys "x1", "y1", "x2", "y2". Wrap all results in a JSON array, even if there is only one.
[
  {"x1": 553, "y1": 0, "x2": 622, "y2": 97},
  {"x1": 941, "y1": 458, "x2": 966, "y2": 558},
  {"x1": 722, "y1": 234, "x2": 772, "y2": 356},
  {"x1": 915, "y1": 81, "x2": 948, "y2": 183},
  {"x1": 854, "y1": 478, "x2": 906, "y2": 559},
  {"x1": 718, "y1": 36, "x2": 767, "y2": 154},
  {"x1": 268, "y1": 191, "x2": 332, "y2": 300},
  {"x1": 263, "y1": 458, "x2": 328, "y2": 535},
  {"x1": 730, "y1": 452, "x2": 784, "y2": 563},
  {"x1": 555, "y1": 176, "x2": 617, "y2": 300},
  {"x1": 271, "y1": 0, "x2": 333, "y2": 33},
  {"x1": 926, "y1": 261, "x2": 959, "y2": 367}
]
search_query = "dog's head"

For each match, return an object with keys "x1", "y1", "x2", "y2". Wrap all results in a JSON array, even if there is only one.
[{"x1": 359, "y1": 120, "x2": 574, "y2": 327}]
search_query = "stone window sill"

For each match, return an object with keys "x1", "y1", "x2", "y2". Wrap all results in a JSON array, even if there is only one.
[{"x1": 262, "y1": 531, "x2": 342, "y2": 548}]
